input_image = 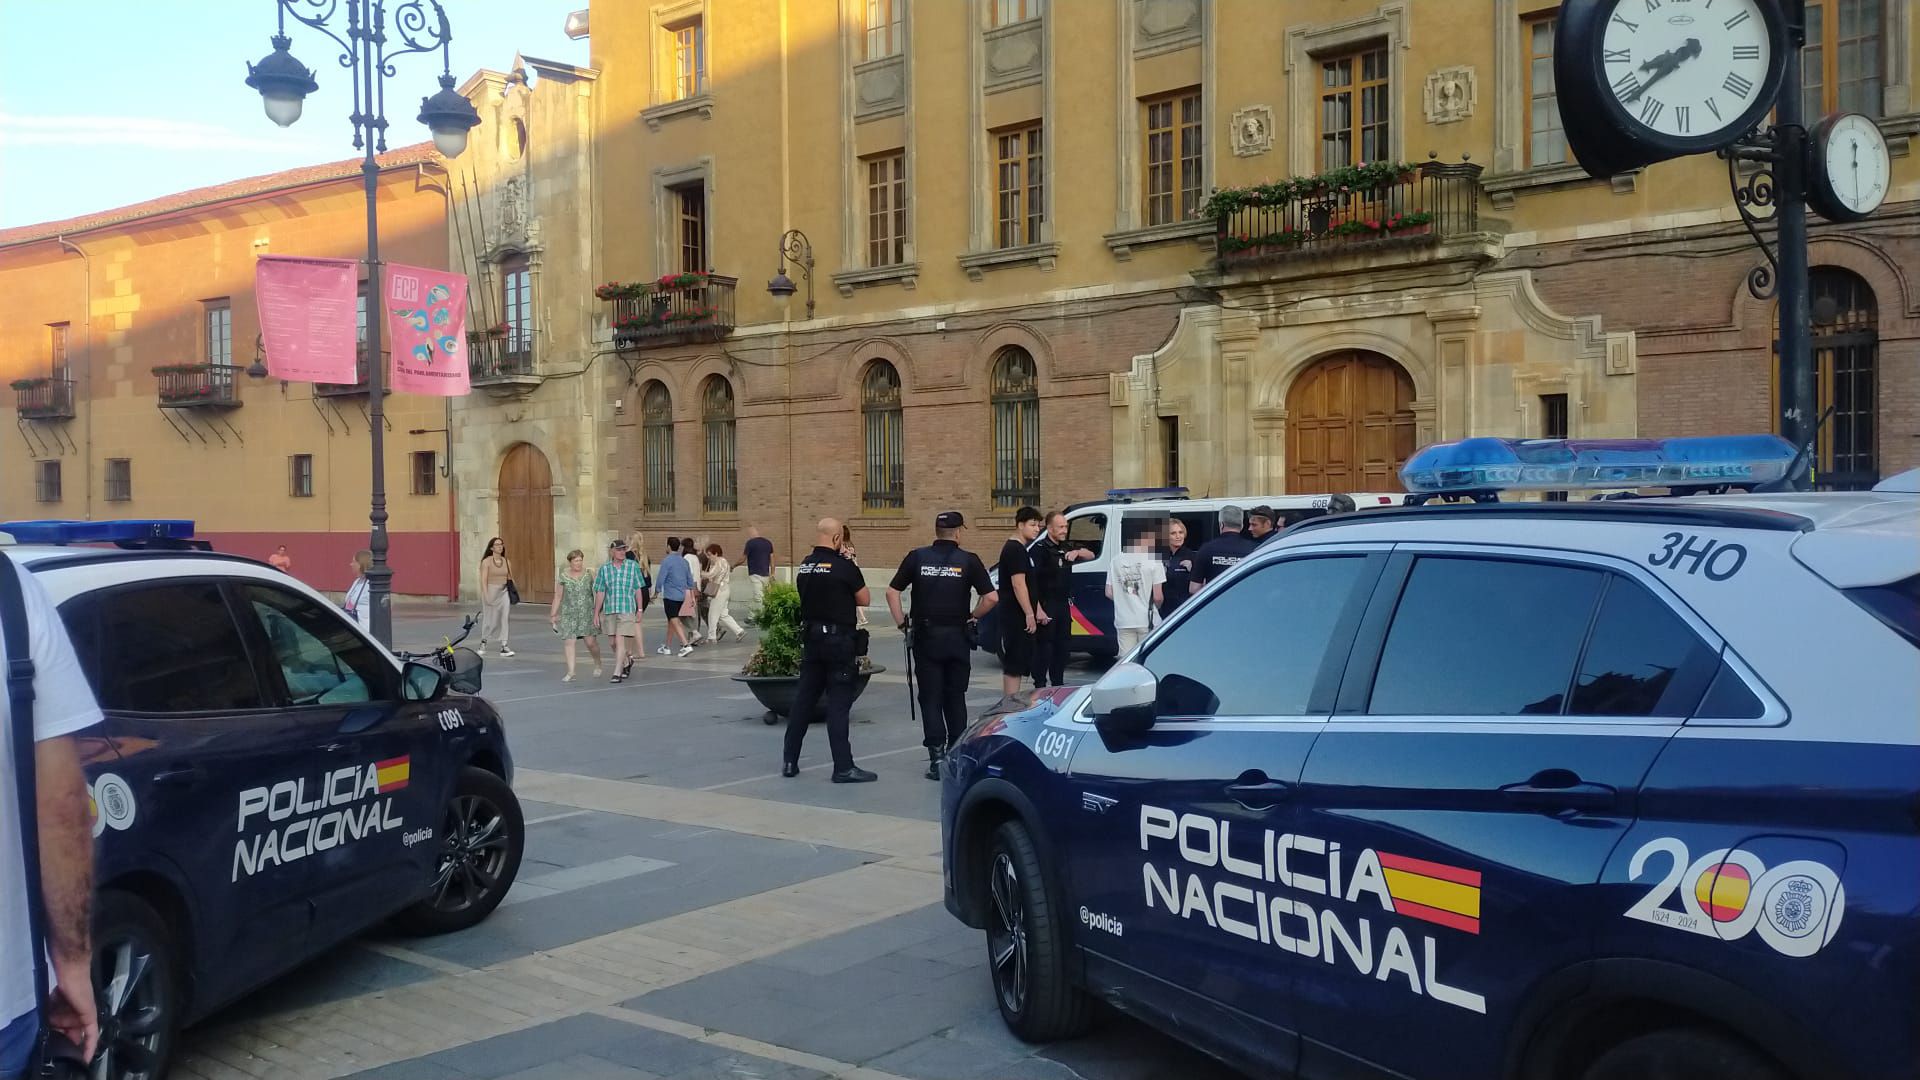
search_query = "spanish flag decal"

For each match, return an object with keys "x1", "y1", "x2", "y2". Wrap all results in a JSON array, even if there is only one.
[
  {"x1": 1379, "y1": 852, "x2": 1482, "y2": 935},
  {"x1": 375, "y1": 755, "x2": 411, "y2": 793},
  {"x1": 1068, "y1": 602, "x2": 1102, "y2": 637}
]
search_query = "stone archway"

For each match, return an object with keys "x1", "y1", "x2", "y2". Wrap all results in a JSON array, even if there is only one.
[
  {"x1": 498, "y1": 442, "x2": 555, "y2": 603},
  {"x1": 1285, "y1": 351, "x2": 1416, "y2": 493}
]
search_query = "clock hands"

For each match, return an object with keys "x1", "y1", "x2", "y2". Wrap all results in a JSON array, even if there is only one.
[{"x1": 1623, "y1": 37, "x2": 1703, "y2": 104}]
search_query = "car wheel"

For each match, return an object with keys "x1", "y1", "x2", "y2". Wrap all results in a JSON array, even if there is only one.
[
  {"x1": 1582, "y1": 1027, "x2": 1787, "y2": 1080},
  {"x1": 91, "y1": 890, "x2": 181, "y2": 1080},
  {"x1": 393, "y1": 766, "x2": 525, "y2": 935},
  {"x1": 986, "y1": 820, "x2": 1092, "y2": 1043}
]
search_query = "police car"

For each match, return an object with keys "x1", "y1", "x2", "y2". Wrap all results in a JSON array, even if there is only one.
[
  {"x1": 939, "y1": 438, "x2": 1919, "y2": 1080},
  {"x1": 2, "y1": 521, "x2": 523, "y2": 1080}
]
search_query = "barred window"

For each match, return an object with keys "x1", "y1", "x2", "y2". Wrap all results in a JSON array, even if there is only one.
[
  {"x1": 106, "y1": 458, "x2": 131, "y2": 502},
  {"x1": 289, "y1": 454, "x2": 314, "y2": 498},
  {"x1": 861, "y1": 361, "x2": 905, "y2": 511},
  {"x1": 35, "y1": 461, "x2": 60, "y2": 503},
  {"x1": 702, "y1": 376, "x2": 738, "y2": 513},
  {"x1": 990, "y1": 347, "x2": 1040, "y2": 509},
  {"x1": 411, "y1": 451, "x2": 438, "y2": 496},
  {"x1": 642, "y1": 381, "x2": 675, "y2": 514}
]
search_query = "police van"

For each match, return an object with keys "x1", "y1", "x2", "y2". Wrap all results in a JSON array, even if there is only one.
[
  {"x1": 939, "y1": 438, "x2": 1919, "y2": 1080},
  {"x1": 1, "y1": 520, "x2": 522, "y2": 1080},
  {"x1": 979, "y1": 488, "x2": 1400, "y2": 657}
]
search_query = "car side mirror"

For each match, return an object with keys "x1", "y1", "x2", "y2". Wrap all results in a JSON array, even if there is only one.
[
  {"x1": 401, "y1": 661, "x2": 448, "y2": 703},
  {"x1": 1089, "y1": 661, "x2": 1158, "y2": 737}
]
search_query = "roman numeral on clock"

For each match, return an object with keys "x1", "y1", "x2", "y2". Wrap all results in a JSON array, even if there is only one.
[
  {"x1": 1606, "y1": 48, "x2": 1631, "y2": 63},
  {"x1": 1732, "y1": 44, "x2": 1761, "y2": 60},
  {"x1": 1612, "y1": 13, "x2": 1640, "y2": 31},
  {"x1": 1724, "y1": 71, "x2": 1755, "y2": 98},
  {"x1": 1640, "y1": 97, "x2": 1665, "y2": 126},
  {"x1": 1612, "y1": 72, "x2": 1642, "y2": 99},
  {"x1": 1645, "y1": 0, "x2": 1662, "y2": 10},
  {"x1": 1705, "y1": 96, "x2": 1722, "y2": 121},
  {"x1": 1724, "y1": 10, "x2": 1751, "y2": 29},
  {"x1": 1675, "y1": 105, "x2": 1691, "y2": 132}
]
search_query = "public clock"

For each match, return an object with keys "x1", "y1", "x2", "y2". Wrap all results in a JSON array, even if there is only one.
[
  {"x1": 1809, "y1": 112, "x2": 1891, "y2": 222},
  {"x1": 1557, "y1": 0, "x2": 1788, "y2": 177}
]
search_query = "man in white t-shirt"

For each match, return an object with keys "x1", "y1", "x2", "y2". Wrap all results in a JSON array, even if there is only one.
[
  {"x1": 1104, "y1": 520, "x2": 1167, "y2": 656},
  {"x1": 0, "y1": 562, "x2": 102, "y2": 1079}
]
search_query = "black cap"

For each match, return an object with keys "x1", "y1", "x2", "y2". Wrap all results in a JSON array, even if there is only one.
[
  {"x1": 1249, "y1": 505, "x2": 1275, "y2": 523},
  {"x1": 935, "y1": 511, "x2": 965, "y2": 529},
  {"x1": 609, "y1": 539, "x2": 626, "y2": 549}
]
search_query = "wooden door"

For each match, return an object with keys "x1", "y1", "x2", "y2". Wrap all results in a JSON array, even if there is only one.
[
  {"x1": 1285, "y1": 351, "x2": 1416, "y2": 493},
  {"x1": 498, "y1": 443, "x2": 555, "y2": 603}
]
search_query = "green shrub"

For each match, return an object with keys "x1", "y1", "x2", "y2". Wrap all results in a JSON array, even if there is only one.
[{"x1": 742, "y1": 581, "x2": 802, "y2": 677}]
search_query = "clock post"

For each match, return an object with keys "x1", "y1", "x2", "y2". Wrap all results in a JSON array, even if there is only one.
[{"x1": 1771, "y1": 0, "x2": 1815, "y2": 453}]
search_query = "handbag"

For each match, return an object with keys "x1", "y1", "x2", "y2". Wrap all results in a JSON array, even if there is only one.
[
  {"x1": 1, "y1": 553, "x2": 91, "y2": 1080},
  {"x1": 678, "y1": 592, "x2": 698, "y2": 618},
  {"x1": 504, "y1": 578, "x2": 521, "y2": 606}
]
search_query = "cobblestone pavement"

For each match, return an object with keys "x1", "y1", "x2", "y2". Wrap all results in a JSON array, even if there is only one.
[{"x1": 168, "y1": 604, "x2": 1244, "y2": 1080}]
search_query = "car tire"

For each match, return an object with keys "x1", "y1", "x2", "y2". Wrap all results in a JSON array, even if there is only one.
[
  {"x1": 393, "y1": 766, "x2": 525, "y2": 935},
  {"x1": 986, "y1": 819, "x2": 1093, "y2": 1043},
  {"x1": 1581, "y1": 1027, "x2": 1788, "y2": 1080},
  {"x1": 92, "y1": 890, "x2": 183, "y2": 1080}
]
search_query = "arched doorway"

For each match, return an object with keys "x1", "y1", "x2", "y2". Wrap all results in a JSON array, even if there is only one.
[
  {"x1": 1775, "y1": 268, "x2": 1880, "y2": 489},
  {"x1": 1285, "y1": 351, "x2": 1416, "y2": 493},
  {"x1": 497, "y1": 442, "x2": 555, "y2": 603}
]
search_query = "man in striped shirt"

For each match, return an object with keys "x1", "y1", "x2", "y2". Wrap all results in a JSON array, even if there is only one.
[{"x1": 595, "y1": 541, "x2": 646, "y2": 683}]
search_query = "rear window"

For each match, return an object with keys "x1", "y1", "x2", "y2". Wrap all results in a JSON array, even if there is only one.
[
  {"x1": 1846, "y1": 575, "x2": 1920, "y2": 648},
  {"x1": 1066, "y1": 513, "x2": 1107, "y2": 559}
]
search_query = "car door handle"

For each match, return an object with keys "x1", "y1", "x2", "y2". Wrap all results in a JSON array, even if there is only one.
[
  {"x1": 1225, "y1": 772, "x2": 1294, "y2": 809},
  {"x1": 151, "y1": 764, "x2": 204, "y2": 788},
  {"x1": 1499, "y1": 769, "x2": 1618, "y2": 812}
]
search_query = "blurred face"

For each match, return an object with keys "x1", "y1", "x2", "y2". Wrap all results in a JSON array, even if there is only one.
[
  {"x1": 1047, "y1": 515, "x2": 1067, "y2": 543},
  {"x1": 1168, "y1": 519, "x2": 1187, "y2": 548},
  {"x1": 569, "y1": 553, "x2": 584, "y2": 570}
]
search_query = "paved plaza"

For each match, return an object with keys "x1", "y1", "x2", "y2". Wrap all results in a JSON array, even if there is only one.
[{"x1": 168, "y1": 604, "x2": 1243, "y2": 1080}]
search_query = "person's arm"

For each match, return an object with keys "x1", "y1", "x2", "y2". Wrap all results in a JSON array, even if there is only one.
[
  {"x1": 549, "y1": 581, "x2": 562, "y2": 622},
  {"x1": 1105, "y1": 561, "x2": 1118, "y2": 600},
  {"x1": 37, "y1": 733, "x2": 97, "y2": 1060},
  {"x1": 968, "y1": 557, "x2": 999, "y2": 620},
  {"x1": 854, "y1": 585, "x2": 872, "y2": 608},
  {"x1": 1010, "y1": 565, "x2": 1035, "y2": 631},
  {"x1": 887, "y1": 587, "x2": 906, "y2": 628}
]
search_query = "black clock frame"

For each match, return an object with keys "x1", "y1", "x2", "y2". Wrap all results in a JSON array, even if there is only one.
[
  {"x1": 1556, "y1": 0, "x2": 1790, "y2": 178},
  {"x1": 1806, "y1": 112, "x2": 1887, "y2": 223}
]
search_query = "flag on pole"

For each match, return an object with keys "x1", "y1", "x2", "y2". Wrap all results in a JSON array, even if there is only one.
[
  {"x1": 384, "y1": 263, "x2": 472, "y2": 396},
  {"x1": 255, "y1": 256, "x2": 358, "y2": 383}
]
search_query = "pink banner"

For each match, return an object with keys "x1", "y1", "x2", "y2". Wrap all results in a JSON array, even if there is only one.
[
  {"x1": 255, "y1": 256, "x2": 358, "y2": 383},
  {"x1": 384, "y1": 263, "x2": 471, "y2": 397}
]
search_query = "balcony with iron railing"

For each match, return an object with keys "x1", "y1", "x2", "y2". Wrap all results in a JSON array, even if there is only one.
[
  {"x1": 606, "y1": 273, "x2": 739, "y2": 350},
  {"x1": 468, "y1": 330, "x2": 539, "y2": 386},
  {"x1": 153, "y1": 363, "x2": 241, "y2": 408},
  {"x1": 1207, "y1": 158, "x2": 1490, "y2": 278},
  {"x1": 11, "y1": 375, "x2": 75, "y2": 420}
]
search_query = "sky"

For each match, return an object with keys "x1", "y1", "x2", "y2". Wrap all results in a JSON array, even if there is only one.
[{"x1": 0, "y1": 0, "x2": 589, "y2": 228}]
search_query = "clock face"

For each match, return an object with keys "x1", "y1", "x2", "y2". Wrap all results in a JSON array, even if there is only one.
[
  {"x1": 1600, "y1": 0, "x2": 1774, "y2": 144},
  {"x1": 1818, "y1": 113, "x2": 1890, "y2": 217}
]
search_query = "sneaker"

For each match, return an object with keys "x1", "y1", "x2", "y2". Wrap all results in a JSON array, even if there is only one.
[
  {"x1": 563, "y1": 672, "x2": 575, "y2": 683},
  {"x1": 678, "y1": 645, "x2": 694, "y2": 658},
  {"x1": 593, "y1": 666, "x2": 604, "y2": 678},
  {"x1": 656, "y1": 646, "x2": 672, "y2": 656},
  {"x1": 831, "y1": 766, "x2": 878, "y2": 784},
  {"x1": 499, "y1": 646, "x2": 516, "y2": 658}
]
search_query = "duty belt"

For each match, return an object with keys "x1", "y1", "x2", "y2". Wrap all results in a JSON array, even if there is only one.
[{"x1": 807, "y1": 621, "x2": 855, "y2": 635}]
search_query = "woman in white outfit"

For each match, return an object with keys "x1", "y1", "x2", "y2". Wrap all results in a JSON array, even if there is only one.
[
  {"x1": 702, "y1": 543, "x2": 746, "y2": 642},
  {"x1": 479, "y1": 536, "x2": 515, "y2": 656},
  {"x1": 343, "y1": 549, "x2": 373, "y2": 634}
]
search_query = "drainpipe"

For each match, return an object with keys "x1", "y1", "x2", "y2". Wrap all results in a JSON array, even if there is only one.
[{"x1": 55, "y1": 235, "x2": 92, "y2": 521}]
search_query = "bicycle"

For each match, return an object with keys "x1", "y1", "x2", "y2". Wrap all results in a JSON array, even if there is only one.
[{"x1": 394, "y1": 613, "x2": 486, "y2": 694}]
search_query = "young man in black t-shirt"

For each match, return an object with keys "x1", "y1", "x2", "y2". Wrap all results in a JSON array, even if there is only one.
[{"x1": 996, "y1": 506, "x2": 1045, "y2": 704}]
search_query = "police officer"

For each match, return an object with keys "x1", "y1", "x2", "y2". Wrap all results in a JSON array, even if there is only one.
[
  {"x1": 782, "y1": 518, "x2": 877, "y2": 784},
  {"x1": 888, "y1": 511, "x2": 998, "y2": 780},
  {"x1": 1189, "y1": 505, "x2": 1257, "y2": 597}
]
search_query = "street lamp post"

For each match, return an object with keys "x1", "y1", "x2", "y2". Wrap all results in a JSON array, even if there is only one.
[
  {"x1": 766, "y1": 229, "x2": 815, "y2": 321},
  {"x1": 245, "y1": 0, "x2": 479, "y2": 646}
]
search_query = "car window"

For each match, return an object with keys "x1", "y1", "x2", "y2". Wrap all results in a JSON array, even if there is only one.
[
  {"x1": 1067, "y1": 513, "x2": 1107, "y2": 559},
  {"x1": 1143, "y1": 555, "x2": 1369, "y2": 717},
  {"x1": 1570, "y1": 576, "x2": 1716, "y2": 716},
  {"x1": 80, "y1": 582, "x2": 264, "y2": 713},
  {"x1": 1369, "y1": 557, "x2": 1604, "y2": 716},
  {"x1": 244, "y1": 583, "x2": 391, "y2": 705}
]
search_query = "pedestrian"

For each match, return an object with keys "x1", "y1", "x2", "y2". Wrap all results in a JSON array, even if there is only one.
[
  {"x1": 781, "y1": 518, "x2": 878, "y2": 784},
  {"x1": 626, "y1": 530, "x2": 654, "y2": 614},
  {"x1": 343, "y1": 549, "x2": 373, "y2": 634},
  {"x1": 887, "y1": 511, "x2": 998, "y2": 780},
  {"x1": 479, "y1": 536, "x2": 515, "y2": 657},
  {"x1": 1190, "y1": 505, "x2": 1257, "y2": 597},
  {"x1": 995, "y1": 506, "x2": 1045, "y2": 708},
  {"x1": 1159, "y1": 516, "x2": 1199, "y2": 622},
  {"x1": 0, "y1": 553, "x2": 103, "y2": 1080},
  {"x1": 1029, "y1": 510, "x2": 1094, "y2": 690},
  {"x1": 654, "y1": 537, "x2": 696, "y2": 657},
  {"x1": 693, "y1": 543, "x2": 715, "y2": 640},
  {"x1": 1246, "y1": 505, "x2": 1278, "y2": 546},
  {"x1": 1106, "y1": 518, "x2": 1167, "y2": 655},
  {"x1": 595, "y1": 541, "x2": 646, "y2": 682},
  {"x1": 743, "y1": 525, "x2": 774, "y2": 605},
  {"x1": 268, "y1": 544, "x2": 293, "y2": 574},
  {"x1": 681, "y1": 537, "x2": 704, "y2": 645},
  {"x1": 549, "y1": 549, "x2": 604, "y2": 681},
  {"x1": 703, "y1": 543, "x2": 746, "y2": 642}
]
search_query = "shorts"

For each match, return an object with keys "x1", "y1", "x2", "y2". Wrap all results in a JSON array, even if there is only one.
[
  {"x1": 663, "y1": 601, "x2": 684, "y2": 628},
  {"x1": 613, "y1": 612, "x2": 639, "y2": 636},
  {"x1": 0, "y1": 1008, "x2": 36, "y2": 1080},
  {"x1": 1000, "y1": 616, "x2": 1034, "y2": 676}
]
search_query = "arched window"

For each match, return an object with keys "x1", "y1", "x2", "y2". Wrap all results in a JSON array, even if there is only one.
[
  {"x1": 1775, "y1": 268, "x2": 1879, "y2": 489},
  {"x1": 990, "y1": 347, "x2": 1040, "y2": 508},
  {"x1": 861, "y1": 361, "x2": 905, "y2": 510},
  {"x1": 702, "y1": 376, "x2": 737, "y2": 513},
  {"x1": 641, "y1": 381, "x2": 675, "y2": 513}
]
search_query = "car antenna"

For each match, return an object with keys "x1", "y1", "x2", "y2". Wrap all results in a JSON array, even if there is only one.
[{"x1": 1753, "y1": 403, "x2": 1836, "y2": 493}]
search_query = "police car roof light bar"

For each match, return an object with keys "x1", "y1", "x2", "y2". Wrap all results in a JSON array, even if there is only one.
[
  {"x1": 0, "y1": 519, "x2": 208, "y2": 550},
  {"x1": 1399, "y1": 435, "x2": 1800, "y2": 497},
  {"x1": 1104, "y1": 486, "x2": 1190, "y2": 503}
]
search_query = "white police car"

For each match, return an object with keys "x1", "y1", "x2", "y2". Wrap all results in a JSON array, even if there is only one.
[
  {"x1": 2, "y1": 520, "x2": 522, "y2": 1080},
  {"x1": 940, "y1": 437, "x2": 1919, "y2": 1080}
]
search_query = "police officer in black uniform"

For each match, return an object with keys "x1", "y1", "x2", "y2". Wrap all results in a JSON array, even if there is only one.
[
  {"x1": 782, "y1": 518, "x2": 877, "y2": 783},
  {"x1": 888, "y1": 511, "x2": 998, "y2": 780},
  {"x1": 1189, "y1": 505, "x2": 1257, "y2": 598}
]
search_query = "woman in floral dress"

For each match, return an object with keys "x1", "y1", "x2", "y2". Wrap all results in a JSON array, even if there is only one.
[{"x1": 549, "y1": 548, "x2": 603, "y2": 681}]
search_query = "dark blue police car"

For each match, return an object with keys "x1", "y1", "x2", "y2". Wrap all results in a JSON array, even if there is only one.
[
  {"x1": 941, "y1": 440, "x2": 1920, "y2": 1080},
  {"x1": 5, "y1": 522, "x2": 523, "y2": 1080}
]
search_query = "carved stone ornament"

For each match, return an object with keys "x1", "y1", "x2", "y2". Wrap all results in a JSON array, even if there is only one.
[
  {"x1": 987, "y1": 29, "x2": 1041, "y2": 77},
  {"x1": 497, "y1": 174, "x2": 529, "y2": 245},
  {"x1": 1138, "y1": 0, "x2": 1199, "y2": 38},
  {"x1": 1424, "y1": 66, "x2": 1477, "y2": 125},
  {"x1": 1230, "y1": 105, "x2": 1275, "y2": 157}
]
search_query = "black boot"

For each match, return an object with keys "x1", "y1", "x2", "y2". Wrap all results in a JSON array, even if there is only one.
[{"x1": 925, "y1": 748, "x2": 942, "y2": 781}]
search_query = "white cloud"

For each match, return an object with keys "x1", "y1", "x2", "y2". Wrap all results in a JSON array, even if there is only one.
[{"x1": 0, "y1": 112, "x2": 337, "y2": 154}]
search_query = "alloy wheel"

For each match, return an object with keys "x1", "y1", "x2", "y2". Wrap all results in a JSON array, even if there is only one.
[
  {"x1": 429, "y1": 793, "x2": 512, "y2": 913},
  {"x1": 987, "y1": 851, "x2": 1029, "y2": 1014},
  {"x1": 91, "y1": 935, "x2": 166, "y2": 1080}
]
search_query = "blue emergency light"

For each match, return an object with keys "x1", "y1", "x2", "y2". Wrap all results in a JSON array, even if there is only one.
[
  {"x1": 0, "y1": 519, "x2": 197, "y2": 544},
  {"x1": 1105, "y1": 486, "x2": 1191, "y2": 502},
  {"x1": 1399, "y1": 436, "x2": 1800, "y2": 496}
]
